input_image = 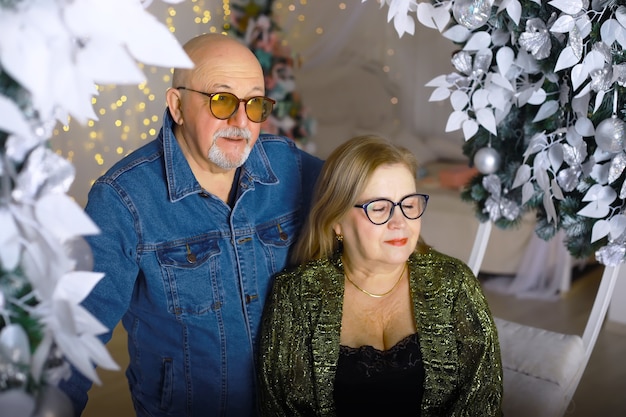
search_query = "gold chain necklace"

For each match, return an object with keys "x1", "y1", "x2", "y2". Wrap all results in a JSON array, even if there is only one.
[{"x1": 344, "y1": 262, "x2": 407, "y2": 298}]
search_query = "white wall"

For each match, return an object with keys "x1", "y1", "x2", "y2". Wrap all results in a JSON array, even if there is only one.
[{"x1": 281, "y1": 0, "x2": 460, "y2": 158}]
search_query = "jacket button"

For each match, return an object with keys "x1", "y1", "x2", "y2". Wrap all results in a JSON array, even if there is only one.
[{"x1": 245, "y1": 294, "x2": 258, "y2": 304}]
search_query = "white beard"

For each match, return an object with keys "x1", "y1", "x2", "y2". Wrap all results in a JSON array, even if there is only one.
[{"x1": 208, "y1": 127, "x2": 253, "y2": 169}]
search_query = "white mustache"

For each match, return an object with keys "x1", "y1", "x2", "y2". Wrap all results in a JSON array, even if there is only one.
[{"x1": 213, "y1": 127, "x2": 252, "y2": 142}]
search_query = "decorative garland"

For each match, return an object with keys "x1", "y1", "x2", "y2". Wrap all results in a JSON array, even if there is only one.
[{"x1": 369, "y1": 0, "x2": 626, "y2": 266}]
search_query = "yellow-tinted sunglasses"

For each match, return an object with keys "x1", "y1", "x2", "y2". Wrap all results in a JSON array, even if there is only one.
[{"x1": 176, "y1": 87, "x2": 275, "y2": 123}]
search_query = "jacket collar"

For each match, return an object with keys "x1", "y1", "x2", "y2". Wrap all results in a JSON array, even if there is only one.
[{"x1": 161, "y1": 109, "x2": 278, "y2": 202}]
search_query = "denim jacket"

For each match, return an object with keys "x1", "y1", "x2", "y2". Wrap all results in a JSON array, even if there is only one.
[{"x1": 59, "y1": 109, "x2": 323, "y2": 417}]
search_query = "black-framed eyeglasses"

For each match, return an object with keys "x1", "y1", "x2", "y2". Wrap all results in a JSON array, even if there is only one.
[
  {"x1": 354, "y1": 193, "x2": 429, "y2": 225},
  {"x1": 176, "y1": 87, "x2": 276, "y2": 123}
]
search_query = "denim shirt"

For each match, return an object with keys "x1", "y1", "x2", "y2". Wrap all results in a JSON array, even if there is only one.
[{"x1": 59, "y1": 109, "x2": 323, "y2": 417}]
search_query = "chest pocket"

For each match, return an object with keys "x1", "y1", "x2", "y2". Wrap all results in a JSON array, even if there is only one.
[
  {"x1": 256, "y1": 215, "x2": 301, "y2": 276},
  {"x1": 157, "y1": 239, "x2": 221, "y2": 316}
]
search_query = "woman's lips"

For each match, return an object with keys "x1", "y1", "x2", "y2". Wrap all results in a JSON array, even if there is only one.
[{"x1": 386, "y1": 238, "x2": 408, "y2": 246}]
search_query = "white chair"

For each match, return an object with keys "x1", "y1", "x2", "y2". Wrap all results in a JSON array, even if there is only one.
[{"x1": 469, "y1": 221, "x2": 620, "y2": 417}]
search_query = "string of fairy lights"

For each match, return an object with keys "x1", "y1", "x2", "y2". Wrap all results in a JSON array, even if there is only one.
[{"x1": 51, "y1": 0, "x2": 400, "y2": 206}]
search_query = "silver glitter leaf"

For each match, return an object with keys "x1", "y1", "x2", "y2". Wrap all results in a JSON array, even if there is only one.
[
  {"x1": 482, "y1": 174, "x2": 501, "y2": 197},
  {"x1": 481, "y1": 174, "x2": 521, "y2": 221},
  {"x1": 519, "y1": 18, "x2": 551, "y2": 60},
  {"x1": 562, "y1": 142, "x2": 586, "y2": 165},
  {"x1": 500, "y1": 197, "x2": 521, "y2": 221},
  {"x1": 595, "y1": 243, "x2": 626, "y2": 266},
  {"x1": 484, "y1": 196, "x2": 501, "y2": 221},
  {"x1": 557, "y1": 166, "x2": 582, "y2": 192},
  {"x1": 483, "y1": 174, "x2": 502, "y2": 221},
  {"x1": 608, "y1": 152, "x2": 626, "y2": 184},
  {"x1": 451, "y1": 51, "x2": 472, "y2": 75},
  {"x1": 568, "y1": 24, "x2": 583, "y2": 60},
  {"x1": 589, "y1": 67, "x2": 612, "y2": 92}
]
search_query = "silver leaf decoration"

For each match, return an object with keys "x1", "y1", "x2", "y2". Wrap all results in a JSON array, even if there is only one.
[
  {"x1": 608, "y1": 152, "x2": 626, "y2": 184},
  {"x1": 451, "y1": 51, "x2": 472, "y2": 75},
  {"x1": 589, "y1": 66, "x2": 612, "y2": 92},
  {"x1": 482, "y1": 174, "x2": 501, "y2": 197},
  {"x1": 484, "y1": 195, "x2": 501, "y2": 221},
  {"x1": 562, "y1": 142, "x2": 586, "y2": 166},
  {"x1": 500, "y1": 197, "x2": 521, "y2": 221},
  {"x1": 483, "y1": 174, "x2": 502, "y2": 221},
  {"x1": 482, "y1": 174, "x2": 521, "y2": 221},
  {"x1": 596, "y1": 243, "x2": 626, "y2": 266},
  {"x1": 557, "y1": 166, "x2": 582, "y2": 192},
  {"x1": 519, "y1": 18, "x2": 551, "y2": 60},
  {"x1": 568, "y1": 24, "x2": 583, "y2": 60}
]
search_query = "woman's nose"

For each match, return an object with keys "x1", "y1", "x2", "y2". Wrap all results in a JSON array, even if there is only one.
[{"x1": 387, "y1": 207, "x2": 407, "y2": 227}]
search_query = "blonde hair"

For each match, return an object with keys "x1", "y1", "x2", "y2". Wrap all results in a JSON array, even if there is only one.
[{"x1": 291, "y1": 135, "x2": 421, "y2": 265}]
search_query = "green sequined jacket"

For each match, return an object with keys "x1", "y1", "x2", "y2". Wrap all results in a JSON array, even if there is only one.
[{"x1": 258, "y1": 248, "x2": 503, "y2": 416}]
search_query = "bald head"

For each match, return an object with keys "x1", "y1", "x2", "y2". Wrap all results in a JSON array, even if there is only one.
[
  {"x1": 172, "y1": 34, "x2": 263, "y2": 89},
  {"x1": 165, "y1": 32, "x2": 266, "y2": 174}
]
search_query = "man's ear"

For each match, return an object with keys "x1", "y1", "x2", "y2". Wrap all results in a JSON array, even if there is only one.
[{"x1": 166, "y1": 87, "x2": 183, "y2": 125}]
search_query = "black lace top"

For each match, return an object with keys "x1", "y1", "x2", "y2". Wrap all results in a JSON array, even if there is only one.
[{"x1": 333, "y1": 332, "x2": 425, "y2": 416}]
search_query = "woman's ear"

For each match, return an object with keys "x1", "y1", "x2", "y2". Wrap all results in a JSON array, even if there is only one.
[
  {"x1": 332, "y1": 224, "x2": 342, "y2": 237},
  {"x1": 166, "y1": 87, "x2": 184, "y2": 125}
]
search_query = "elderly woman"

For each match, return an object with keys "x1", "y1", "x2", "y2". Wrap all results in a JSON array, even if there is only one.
[{"x1": 258, "y1": 135, "x2": 502, "y2": 416}]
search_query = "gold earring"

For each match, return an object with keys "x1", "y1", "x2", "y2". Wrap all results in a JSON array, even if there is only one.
[{"x1": 336, "y1": 234, "x2": 343, "y2": 242}]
